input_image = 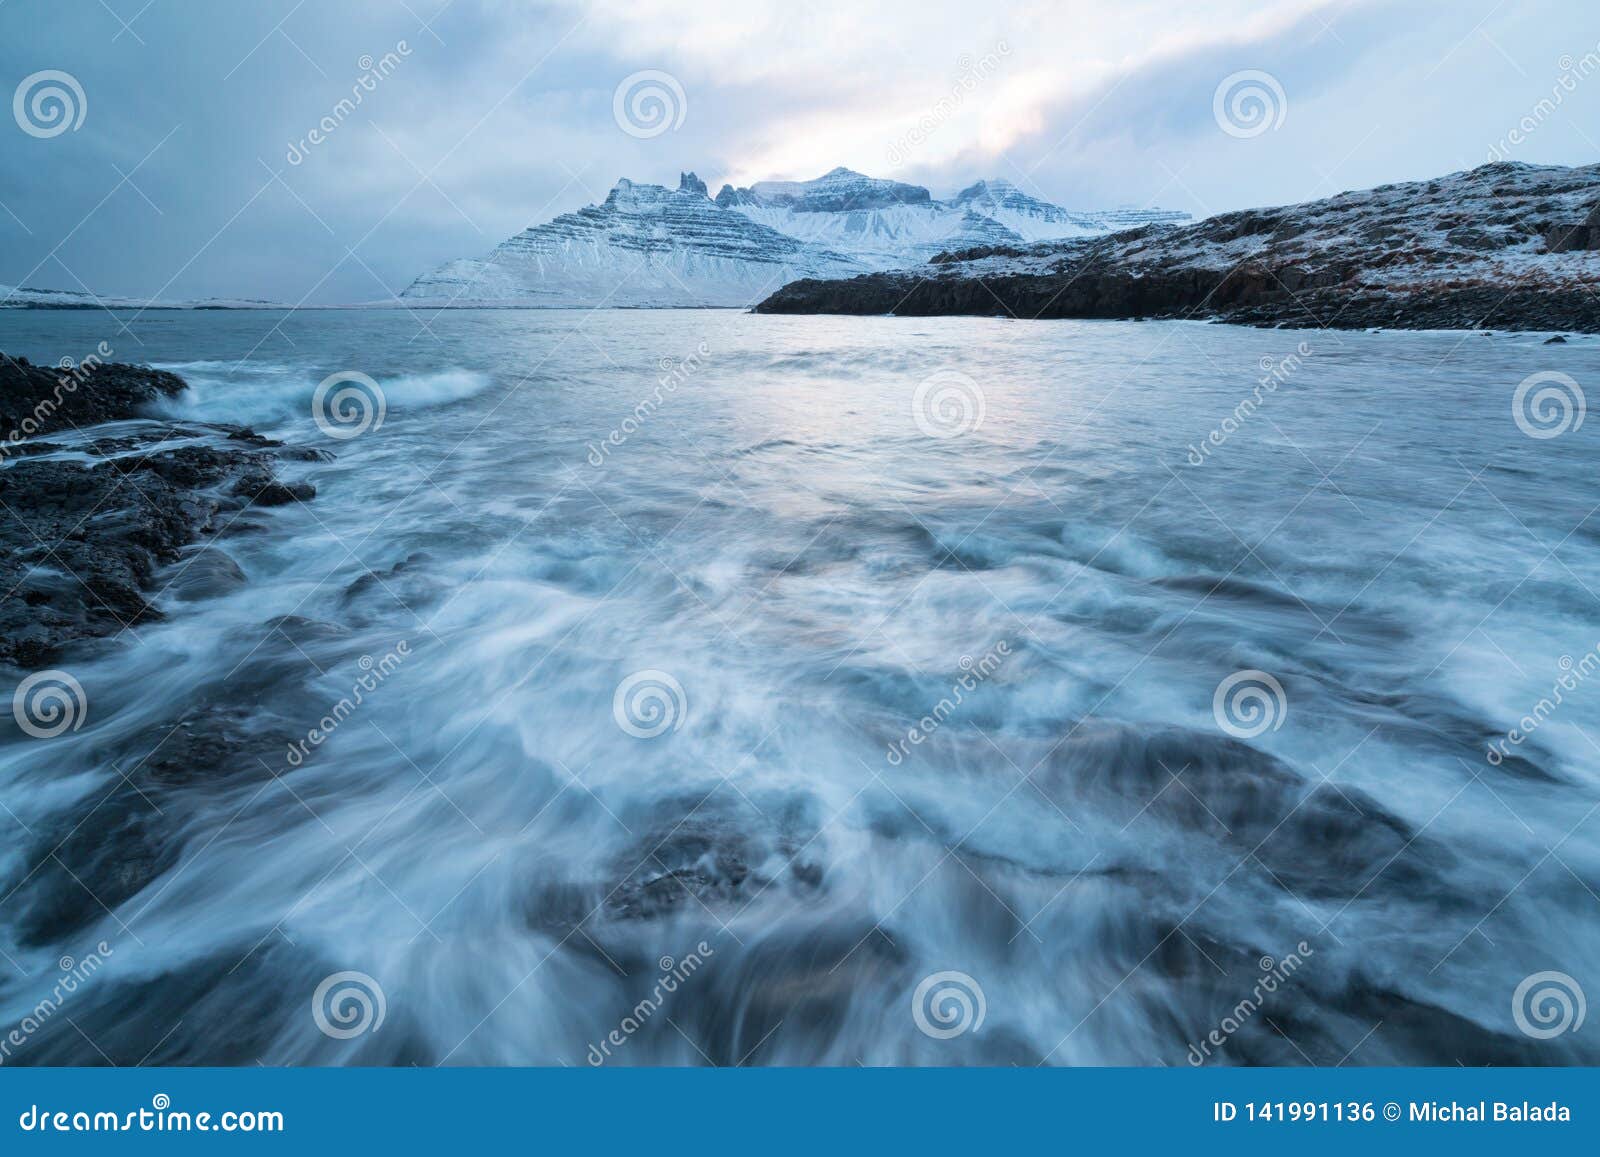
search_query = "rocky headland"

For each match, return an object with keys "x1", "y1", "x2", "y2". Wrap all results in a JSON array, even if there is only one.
[{"x1": 755, "y1": 161, "x2": 1600, "y2": 332}]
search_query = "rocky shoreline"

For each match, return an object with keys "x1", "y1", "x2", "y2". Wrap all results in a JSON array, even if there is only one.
[
  {"x1": 755, "y1": 161, "x2": 1600, "y2": 332},
  {"x1": 0, "y1": 353, "x2": 322, "y2": 668}
]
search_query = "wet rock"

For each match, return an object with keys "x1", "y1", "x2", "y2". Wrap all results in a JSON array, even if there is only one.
[
  {"x1": 231, "y1": 471, "x2": 314, "y2": 507},
  {"x1": 341, "y1": 551, "x2": 437, "y2": 617},
  {"x1": 165, "y1": 547, "x2": 248, "y2": 602},
  {"x1": 0, "y1": 356, "x2": 321, "y2": 666},
  {"x1": 602, "y1": 793, "x2": 823, "y2": 921},
  {"x1": 1, "y1": 353, "x2": 187, "y2": 440},
  {"x1": 5, "y1": 701, "x2": 302, "y2": 947},
  {"x1": 682, "y1": 916, "x2": 907, "y2": 1065},
  {"x1": 1036, "y1": 722, "x2": 1450, "y2": 903}
]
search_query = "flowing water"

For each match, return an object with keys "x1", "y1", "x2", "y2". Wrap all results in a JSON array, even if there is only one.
[{"x1": 1, "y1": 309, "x2": 1597, "y2": 1066}]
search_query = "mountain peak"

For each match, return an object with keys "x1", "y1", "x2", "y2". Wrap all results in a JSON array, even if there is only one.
[
  {"x1": 954, "y1": 178, "x2": 1024, "y2": 203},
  {"x1": 740, "y1": 168, "x2": 932, "y2": 213},
  {"x1": 679, "y1": 171, "x2": 708, "y2": 197}
]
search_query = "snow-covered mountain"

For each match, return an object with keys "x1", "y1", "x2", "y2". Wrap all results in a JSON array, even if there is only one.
[
  {"x1": 401, "y1": 174, "x2": 865, "y2": 308},
  {"x1": 950, "y1": 179, "x2": 1190, "y2": 236},
  {"x1": 401, "y1": 166, "x2": 1189, "y2": 308}
]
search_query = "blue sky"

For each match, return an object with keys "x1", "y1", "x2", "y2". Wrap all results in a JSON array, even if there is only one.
[{"x1": 2, "y1": 0, "x2": 1597, "y2": 303}]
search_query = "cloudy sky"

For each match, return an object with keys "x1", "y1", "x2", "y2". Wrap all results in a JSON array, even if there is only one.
[{"x1": 2, "y1": 0, "x2": 1597, "y2": 303}]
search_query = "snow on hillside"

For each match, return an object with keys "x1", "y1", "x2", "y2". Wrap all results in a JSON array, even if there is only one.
[
  {"x1": 755, "y1": 161, "x2": 1600, "y2": 334},
  {"x1": 717, "y1": 168, "x2": 1189, "y2": 269}
]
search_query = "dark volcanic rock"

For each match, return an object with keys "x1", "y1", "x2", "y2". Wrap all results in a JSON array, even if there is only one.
[
  {"x1": 0, "y1": 355, "x2": 322, "y2": 667},
  {"x1": 1, "y1": 352, "x2": 187, "y2": 444}
]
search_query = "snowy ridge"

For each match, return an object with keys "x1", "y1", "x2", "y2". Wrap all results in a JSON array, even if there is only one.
[
  {"x1": 717, "y1": 168, "x2": 1189, "y2": 269},
  {"x1": 0, "y1": 285, "x2": 289, "y2": 310}
]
